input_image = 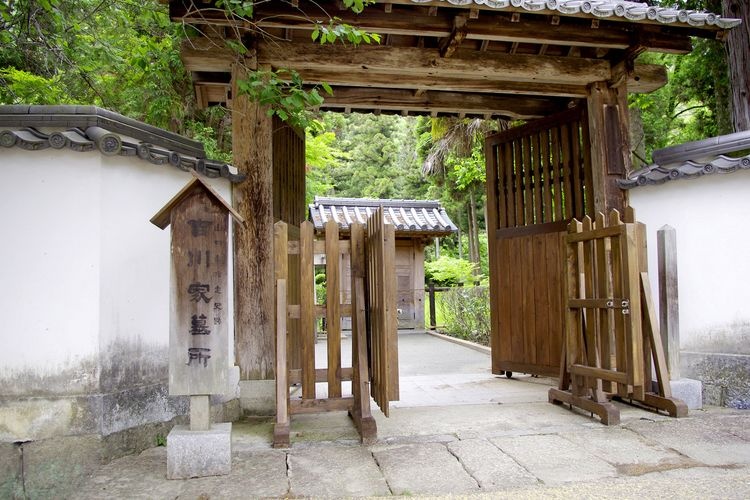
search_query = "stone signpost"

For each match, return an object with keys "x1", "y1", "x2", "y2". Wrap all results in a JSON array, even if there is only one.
[{"x1": 151, "y1": 175, "x2": 244, "y2": 479}]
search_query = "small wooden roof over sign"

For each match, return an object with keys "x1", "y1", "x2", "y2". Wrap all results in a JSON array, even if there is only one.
[
  {"x1": 151, "y1": 174, "x2": 245, "y2": 229},
  {"x1": 309, "y1": 196, "x2": 458, "y2": 237}
]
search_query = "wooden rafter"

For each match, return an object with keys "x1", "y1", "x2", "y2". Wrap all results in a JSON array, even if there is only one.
[
  {"x1": 439, "y1": 15, "x2": 468, "y2": 58},
  {"x1": 316, "y1": 86, "x2": 568, "y2": 119}
]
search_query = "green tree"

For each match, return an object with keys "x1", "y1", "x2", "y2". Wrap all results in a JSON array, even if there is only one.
[
  {"x1": 312, "y1": 113, "x2": 426, "y2": 200},
  {"x1": 417, "y1": 117, "x2": 504, "y2": 269},
  {"x1": 0, "y1": 0, "x2": 195, "y2": 130},
  {"x1": 632, "y1": 0, "x2": 747, "y2": 159}
]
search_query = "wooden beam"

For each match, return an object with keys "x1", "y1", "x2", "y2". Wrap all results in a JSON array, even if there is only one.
[
  {"x1": 278, "y1": 68, "x2": 590, "y2": 97},
  {"x1": 439, "y1": 15, "x2": 468, "y2": 58},
  {"x1": 628, "y1": 63, "x2": 668, "y2": 93},
  {"x1": 319, "y1": 86, "x2": 566, "y2": 119},
  {"x1": 195, "y1": 84, "x2": 208, "y2": 109},
  {"x1": 185, "y1": 62, "x2": 664, "y2": 110},
  {"x1": 586, "y1": 81, "x2": 630, "y2": 214},
  {"x1": 181, "y1": 38, "x2": 235, "y2": 73},
  {"x1": 195, "y1": 83, "x2": 229, "y2": 105},
  {"x1": 258, "y1": 42, "x2": 611, "y2": 85}
]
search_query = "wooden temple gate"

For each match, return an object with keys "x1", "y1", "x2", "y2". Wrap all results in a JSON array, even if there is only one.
[
  {"x1": 485, "y1": 107, "x2": 594, "y2": 378},
  {"x1": 165, "y1": 0, "x2": 739, "y2": 427},
  {"x1": 273, "y1": 209, "x2": 398, "y2": 447}
]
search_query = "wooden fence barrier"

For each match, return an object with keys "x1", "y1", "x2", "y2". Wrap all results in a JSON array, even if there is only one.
[
  {"x1": 548, "y1": 208, "x2": 687, "y2": 424},
  {"x1": 273, "y1": 209, "x2": 396, "y2": 447}
]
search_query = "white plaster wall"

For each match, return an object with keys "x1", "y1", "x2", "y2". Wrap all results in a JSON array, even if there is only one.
[
  {"x1": 0, "y1": 149, "x2": 102, "y2": 376},
  {"x1": 97, "y1": 157, "x2": 235, "y2": 367},
  {"x1": 0, "y1": 146, "x2": 236, "y2": 392},
  {"x1": 629, "y1": 171, "x2": 750, "y2": 346}
]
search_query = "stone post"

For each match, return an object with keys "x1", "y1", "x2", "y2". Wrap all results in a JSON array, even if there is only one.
[{"x1": 657, "y1": 225, "x2": 680, "y2": 378}]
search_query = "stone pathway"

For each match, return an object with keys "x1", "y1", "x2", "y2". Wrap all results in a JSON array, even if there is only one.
[{"x1": 76, "y1": 333, "x2": 750, "y2": 498}]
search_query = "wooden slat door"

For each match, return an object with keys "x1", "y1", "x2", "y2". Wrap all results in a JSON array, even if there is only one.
[
  {"x1": 366, "y1": 208, "x2": 399, "y2": 415},
  {"x1": 485, "y1": 108, "x2": 594, "y2": 377}
]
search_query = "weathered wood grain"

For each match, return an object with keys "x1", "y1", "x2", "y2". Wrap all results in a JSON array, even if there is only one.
[
  {"x1": 232, "y1": 56, "x2": 275, "y2": 380},
  {"x1": 325, "y1": 220, "x2": 342, "y2": 398}
]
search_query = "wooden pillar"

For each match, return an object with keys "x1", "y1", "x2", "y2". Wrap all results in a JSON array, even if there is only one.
[
  {"x1": 232, "y1": 52, "x2": 276, "y2": 380},
  {"x1": 586, "y1": 81, "x2": 631, "y2": 214}
]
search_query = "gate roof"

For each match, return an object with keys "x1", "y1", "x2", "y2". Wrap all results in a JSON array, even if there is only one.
[
  {"x1": 309, "y1": 196, "x2": 458, "y2": 237},
  {"x1": 168, "y1": 0, "x2": 738, "y2": 120}
]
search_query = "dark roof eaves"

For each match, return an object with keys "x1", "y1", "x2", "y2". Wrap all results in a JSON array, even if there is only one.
[
  {"x1": 0, "y1": 105, "x2": 204, "y2": 158},
  {"x1": 652, "y1": 130, "x2": 750, "y2": 166},
  {"x1": 0, "y1": 106, "x2": 246, "y2": 183},
  {"x1": 619, "y1": 154, "x2": 750, "y2": 189}
]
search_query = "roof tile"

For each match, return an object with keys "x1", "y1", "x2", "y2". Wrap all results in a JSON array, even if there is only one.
[{"x1": 309, "y1": 197, "x2": 458, "y2": 236}]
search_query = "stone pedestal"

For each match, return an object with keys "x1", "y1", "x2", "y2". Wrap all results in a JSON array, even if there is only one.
[
  {"x1": 167, "y1": 423, "x2": 231, "y2": 479},
  {"x1": 670, "y1": 378, "x2": 702, "y2": 410}
]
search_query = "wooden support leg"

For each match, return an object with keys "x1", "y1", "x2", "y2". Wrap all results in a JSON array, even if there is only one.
[
  {"x1": 643, "y1": 393, "x2": 688, "y2": 418},
  {"x1": 548, "y1": 388, "x2": 621, "y2": 425}
]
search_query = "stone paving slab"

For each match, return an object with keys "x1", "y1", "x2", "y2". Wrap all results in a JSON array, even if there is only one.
[
  {"x1": 373, "y1": 442, "x2": 479, "y2": 495},
  {"x1": 447, "y1": 438, "x2": 539, "y2": 490},
  {"x1": 78, "y1": 447, "x2": 185, "y2": 499},
  {"x1": 626, "y1": 414, "x2": 750, "y2": 466},
  {"x1": 78, "y1": 447, "x2": 290, "y2": 500},
  {"x1": 177, "y1": 449, "x2": 288, "y2": 499},
  {"x1": 559, "y1": 427, "x2": 689, "y2": 469},
  {"x1": 468, "y1": 465, "x2": 750, "y2": 500},
  {"x1": 289, "y1": 443, "x2": 389, "y2": 497},
  {"x1": 491, "y1": 434, "x2": 618, "y2": 484},
  {"x1": 375, "y1": 402, "x2": 597, "y2": 443}
]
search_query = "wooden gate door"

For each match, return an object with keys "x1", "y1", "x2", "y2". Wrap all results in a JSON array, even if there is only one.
[
  {"x1": 366, "y1": 208, "x2": 399, "y2": 415},
  {"x1": 485, "y1": 107, "x2": 594, "y2": 377}
]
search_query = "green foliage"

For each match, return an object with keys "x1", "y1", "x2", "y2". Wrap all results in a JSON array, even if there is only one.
[
  {"x1": 216, "y1": 0, "x2": 254, "y2": 18},
  {"x1": 312, "y1": 19, "x2": 381, "y2": 45},
  {"x1": 186, "y1": 121, "x2": 232, "y2": 164},
  {"x1": 308, "y1": 113, "x2": 427, "y2": 200},
  {"x1": 629, "y1": 3, "x2": 731, "y2": 162},
  {"x1": 341, "y1": 0, "x2": 376, "y2": 13},
  {"x1": 238, "y1": 68, "x2": 332, "y2": 131},
  {"x1": 0, "y1": 0, "x2": 194, "y2": 131},
  {"x1": 428, "y1": 232, "x2": 489, "y2": 278},
  {"x1": 425, "y1": 256, "x2": 479, "y2": 287},
  {"x1": 439, "y1": 286, "x2": 491, "y2": 346},
  {"x1": 306, "y1": 129, "x2": 348, "y2": 204},
  {"x1": 315, "y1": 272, "x2": 327, "y2": 305},
  {"x1": 445, "y1": 142, "x2": 485, "y2": 190},
  {"x1": 0, "y1": 67, "x2": 69, "y2": 104},
  {"x1": 155, "y1": 434, "x2": 167, "y2": 447}
]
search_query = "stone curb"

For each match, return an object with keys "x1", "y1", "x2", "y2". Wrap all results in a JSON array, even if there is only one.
[{"x1": 424, "y1": 330, "x2": 491, "y2": 355}]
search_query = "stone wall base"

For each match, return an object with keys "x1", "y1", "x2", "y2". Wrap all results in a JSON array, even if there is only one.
[
  {"x1": 681, "y1": 352, "x2": 750, "y2": 409},
  {"x1": 0, "y1": 397, "x2": 240, "y2": 498}
]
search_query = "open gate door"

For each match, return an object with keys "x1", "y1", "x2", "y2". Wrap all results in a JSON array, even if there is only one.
[
  {"x1": 366, "y1": 208, "x2": 399, "y2": 416},
  {"x1": 485, "y1": 108, "x2": 594, "y2": 377}
]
